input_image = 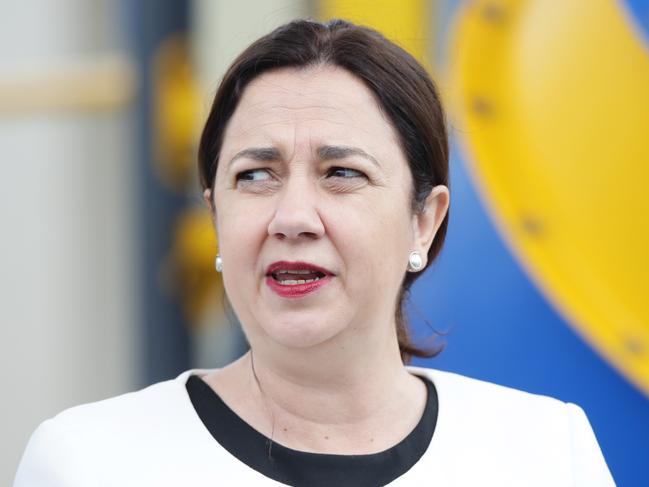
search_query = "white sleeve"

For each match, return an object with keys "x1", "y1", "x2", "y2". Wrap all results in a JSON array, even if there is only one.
[
  {"x1": 13, "y1": 419, "x2": 86, "y2": 487},
  {"x1": 566, "y1": 402, "x2": 616, "y2": 487}
]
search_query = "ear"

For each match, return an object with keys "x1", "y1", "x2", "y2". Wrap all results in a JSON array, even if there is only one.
[
  {"x1": 411, "y1": 185, "x2": 450, "y2": 264},
  {"x1": 203, "y1": 188, "x2": 218, "y2": 225},
  {"x1": 203, "y1": 188, "x2": 214, "y2": 212}
]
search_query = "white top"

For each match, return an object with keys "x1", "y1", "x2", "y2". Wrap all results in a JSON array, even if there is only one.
[{"x1": 14, "y1": 366, "x2": 616, "y2": 486}]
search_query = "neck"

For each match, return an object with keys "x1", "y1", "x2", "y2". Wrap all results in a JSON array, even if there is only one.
[
  {"x1": 256, "y1": 326, "x2": 404, "y2": 385},
  {"x1": 214, "y1": 330, "x2": 425, "y2": 454}
]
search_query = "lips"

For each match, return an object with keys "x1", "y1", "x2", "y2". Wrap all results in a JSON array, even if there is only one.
[
  {"x1": 265, "y1": 261, "x2": 334, "y2": 280},
  {"x1": 265, "y1": 261, "x2": 334, "y2": 298}
]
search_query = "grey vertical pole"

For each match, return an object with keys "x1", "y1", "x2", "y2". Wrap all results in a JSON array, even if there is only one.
[{"x1": 124, "y1": 0, "x2": 191, "y2": 384}]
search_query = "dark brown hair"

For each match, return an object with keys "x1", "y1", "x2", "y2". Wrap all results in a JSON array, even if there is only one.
[{"x1": 198, "y1": 19, "x2": 449, "y2": 363}]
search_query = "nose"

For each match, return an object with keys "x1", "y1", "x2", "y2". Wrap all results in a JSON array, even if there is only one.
[{"x1": 267, "y1": 176, "x2": 325, "y2": 241}]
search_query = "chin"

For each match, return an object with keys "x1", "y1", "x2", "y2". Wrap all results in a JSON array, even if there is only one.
[{"x1": 259, "y1": 314, "x2": 347, "y2": 350}]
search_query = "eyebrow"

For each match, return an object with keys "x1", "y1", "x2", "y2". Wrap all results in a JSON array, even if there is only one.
[
  {"x1": 317, "y1": 145, "x2": 380, "y2": 168},
  {"x1": 227, "y1": 145, "x2": 380, "y2": 169},
  {"x1": 228, "y1": 147, "x2": 282, "y2": 168}
]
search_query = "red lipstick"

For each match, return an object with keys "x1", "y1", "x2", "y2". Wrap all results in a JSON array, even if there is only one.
[{"x1": 265, "y1": 261, "x2": 333, "y2": 298}]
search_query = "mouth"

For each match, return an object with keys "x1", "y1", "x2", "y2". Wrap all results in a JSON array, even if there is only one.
[{"x1": 266, "y1": 261, "x2": 333, "y2": 286}]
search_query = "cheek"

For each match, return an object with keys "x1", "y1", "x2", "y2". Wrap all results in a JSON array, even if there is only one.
[
  {"x1": 216, "y1": 201, "x2": 269, "y2": 271},
  {"x1": 327, "y1": 196, "x2": 412, "y2": 284}
]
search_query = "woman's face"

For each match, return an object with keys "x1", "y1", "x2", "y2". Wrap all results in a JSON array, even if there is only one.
[{"x1": 209, "y1": 66, "x2": 445, "y2": 351}]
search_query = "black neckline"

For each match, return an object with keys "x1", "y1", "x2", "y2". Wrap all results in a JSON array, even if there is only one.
[{"x1": 186, "y1": 373, "x2": 438, "y2": 487}]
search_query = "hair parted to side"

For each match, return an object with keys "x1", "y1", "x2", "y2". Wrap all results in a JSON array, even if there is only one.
[{"x1": 198, "y1": 19, "x2": 449, "y2": 363}]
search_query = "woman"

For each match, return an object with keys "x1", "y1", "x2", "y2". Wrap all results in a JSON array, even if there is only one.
[{"x1": 15, "y1": 19, "x2": 615, "y2": 486}]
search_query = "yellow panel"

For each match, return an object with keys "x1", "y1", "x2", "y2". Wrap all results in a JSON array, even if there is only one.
[
  {"x1": 318, "y1": 0, "x2": 430, "y2": 64},
  {"x1": 170, "y1": 209, "x2": 221, "y2": 323},
  {"x1": 448, "y1": 0, "x2": 649, "y2": 395},
  {"x1": 152, "y1": 36, "x2": 200, "y2": 191}
]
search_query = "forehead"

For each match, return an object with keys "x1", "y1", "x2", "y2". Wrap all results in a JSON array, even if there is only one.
[{"x1": 222, "y1": 65, "x2": 401, "y2": 150}]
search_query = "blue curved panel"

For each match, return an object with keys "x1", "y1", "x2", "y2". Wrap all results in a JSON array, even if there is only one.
[
  {"x1": 409, "y1": 144, "x2": 648, "y2": 487},
  {"x1": 622, "y1": 0, "x2": 649, "y2": 46}
]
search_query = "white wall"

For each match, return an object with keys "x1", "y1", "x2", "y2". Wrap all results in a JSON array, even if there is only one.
[
  {"x1": 0, "y1": 1, "x2": 139, "y2": 484},
  {"x1": 191, "y1": 0, "x2": 311, "y2": 106}
]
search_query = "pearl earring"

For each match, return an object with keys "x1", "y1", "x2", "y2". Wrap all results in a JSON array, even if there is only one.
[
  {"x1": 215, "y1": 254, "x2": 223, "y2": 273},
  {"x1": 408, "y1": 251, "x2": 424, "y2": 272}
]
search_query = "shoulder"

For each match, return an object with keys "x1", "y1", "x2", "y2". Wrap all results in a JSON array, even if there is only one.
[
  {"x1": 409, "y1": 365, "x2": 573, "y2": 445},
  {"x1": 14, "y1": 370, "x2": 215, "y2": 486},
  {"x1": 405, "y1": 366, "x2": 616, "y2": 486},
  {"x1": 408, "y1": 364, "x2": 585, "y2": 430},
  {"x1": 34, "y1": 370, "x2": 195, "y2": 440},
  {"x1": 409, "y1": 365, "x2": 566, "y2": 411}
]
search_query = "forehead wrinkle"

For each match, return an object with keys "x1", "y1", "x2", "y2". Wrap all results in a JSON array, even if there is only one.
[
  {"x1": 229, "y1": 113, "x2": 372, "y2": 147},
  {"x1": 236, "y1": 89, "x2": 385, "y2": 135},
  {"x1": 226, "y1": 116, "x2": 296, "y2": 139},
  {"x1": 242, "y1": 100, "x2": 353, "y2": 124}
]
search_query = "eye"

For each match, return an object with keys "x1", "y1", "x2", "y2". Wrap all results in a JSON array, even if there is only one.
[
  {"x1": 235, "y1": 168, "x2": 271, "y2": 182},
  {"x1": 326, "y1": 167, "x2": 366, "y2": 179}
]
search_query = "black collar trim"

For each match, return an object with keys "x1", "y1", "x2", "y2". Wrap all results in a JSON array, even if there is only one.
[{"x1": 186, "y1": 373, "x2": 438, "y2": 486}]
